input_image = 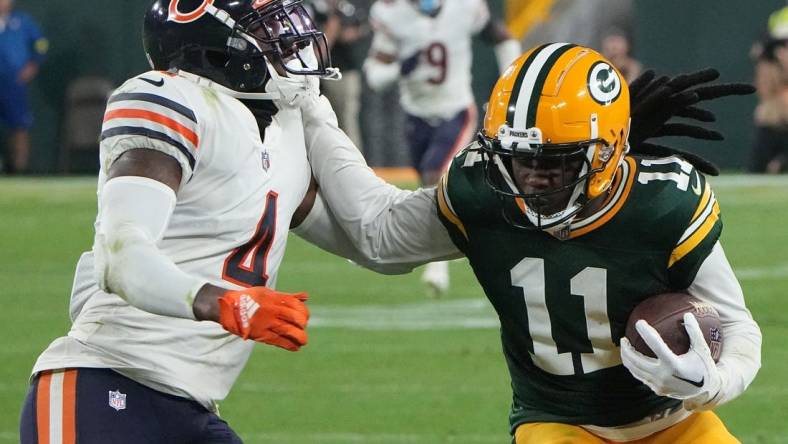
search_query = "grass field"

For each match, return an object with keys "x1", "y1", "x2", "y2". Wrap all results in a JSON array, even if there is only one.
[{"x1": 0, "y1": 176, "x2": 786, "y2": 443}]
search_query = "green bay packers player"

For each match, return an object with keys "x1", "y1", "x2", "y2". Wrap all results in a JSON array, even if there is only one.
[{"x1": 297, "y1": 43, "x2": 761, "y2": 443}]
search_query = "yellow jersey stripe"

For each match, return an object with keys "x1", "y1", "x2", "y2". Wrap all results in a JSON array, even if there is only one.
[
  {"x1": 437, "y1": 174, "x2": 468, "y2": 240},
  {"x1": 669, "y1": 201, "x2": 720, "y2": 267},
  {"x1": 678, "y1": 191, "x2": 717, "y2": 244},
  {"x1": 690, "y1": 181, "x2": 712, "y2": 223}
]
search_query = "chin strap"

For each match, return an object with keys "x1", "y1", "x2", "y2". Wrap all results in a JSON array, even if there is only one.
[{"x1": 323, "y1": 67, "x2": 343, "y2": 81}]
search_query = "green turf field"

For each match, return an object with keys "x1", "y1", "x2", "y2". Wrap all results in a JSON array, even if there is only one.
[{"x1": 0, "y1": 176, "x2": 786, "y2": 443}]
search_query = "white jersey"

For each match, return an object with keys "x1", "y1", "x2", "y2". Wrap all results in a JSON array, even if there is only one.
[
  {"x1": 369, "y1": 0, "x2": 490, "y2": 119},
  {"x1": 33, "y1": 71, "x2": 311, "y2": 411}
]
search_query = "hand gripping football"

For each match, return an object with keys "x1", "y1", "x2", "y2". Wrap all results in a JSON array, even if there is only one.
[{"x1": 625, "y1": 292, "x2": 722, "y2": 362}]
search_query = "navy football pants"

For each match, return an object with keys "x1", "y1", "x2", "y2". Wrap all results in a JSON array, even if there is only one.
[
  {"x1": 404, "y1": 105, "x2": 477, "y2": 180},
  {"x1": 20, "y1": 368, "x2": 243, "y2": 444}
]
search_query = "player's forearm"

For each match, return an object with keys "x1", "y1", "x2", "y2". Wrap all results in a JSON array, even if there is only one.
[
  {"x1": 95, "y1": 176, "x2": 207, "y2": 320},
  {"x1": 702, "y1": 321, "x2": 761, "y2": 409},
  {"x1": 686, "y1": 242, "x2": 763, "y2": 409},
  {"x1": 192, "y1": 283, "x2": 226, "y2": 322},
  {"x1": 494, "y1": 39, "x2": 522, "y2": 73},
  {"x1": 300, "y1": 96, "x2": 462, "y2": 266},
  {"x1": 363, "y1": 57, "x2": 400, "y2": 91},
  {"x1": 294, "y1": 190, "x2": 461, "y2": 274}
]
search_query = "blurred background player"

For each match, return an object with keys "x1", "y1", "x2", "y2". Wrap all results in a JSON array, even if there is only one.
[
  {"x1": 309, "y1": 0, "x2": 368, "y2": 150},
  {"x1": 362, "y1": 0, "x2": 521, "y2": 297},
  {"x1": 601, "y1": 27, "x2": 641, "y2": 83},
  {"x1": 19, "y1": 0, "x2": 328, "y2": 441},
  {"x1": 749, "y1": 5, "x2": 788, "y2": 174},
  {"x1": 0, "y1": 0, "x2": 46, "y2": 174},
  {"x1": 299, "y1": 44, "x2": 761, "y2": 443}
]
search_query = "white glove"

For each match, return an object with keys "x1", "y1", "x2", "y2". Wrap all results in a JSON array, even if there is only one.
[{"x1": 620, "y1": 313, "x2": 722, "y2": 409}]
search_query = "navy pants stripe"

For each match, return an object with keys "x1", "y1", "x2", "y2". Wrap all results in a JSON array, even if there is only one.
[{"x1": 20, "y1": 368, "x2": 243, "y2": 444}]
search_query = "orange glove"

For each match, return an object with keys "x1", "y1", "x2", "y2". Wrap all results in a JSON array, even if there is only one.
[{"x1": 218, "y1": 287, "x2": 310, "y2": 351}]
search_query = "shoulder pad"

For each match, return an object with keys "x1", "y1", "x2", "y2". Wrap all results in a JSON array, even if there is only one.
[{"x1": 632, "y1": 155, "x2": 722, "y2": 268}]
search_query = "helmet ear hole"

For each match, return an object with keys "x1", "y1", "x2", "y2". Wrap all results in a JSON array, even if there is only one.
[{"x1": 205, "y1": 51, "x2": 231, "y2": 70}]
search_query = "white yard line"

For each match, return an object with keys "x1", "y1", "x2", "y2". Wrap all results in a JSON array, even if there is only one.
[
  {"x1": 709, "y1": 175, "x2": 788, "y2": 188},
  {"x1": 310, "y1": 298, "x2": 498, "y2": 330},
  {"x1": 736, "y1": 264, "x2": 788, "y2": 280}
]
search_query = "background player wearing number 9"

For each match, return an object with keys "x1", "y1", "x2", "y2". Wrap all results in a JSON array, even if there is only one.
[{"x1": 362, "y1": 0, "x2": 522, "y2": 297}]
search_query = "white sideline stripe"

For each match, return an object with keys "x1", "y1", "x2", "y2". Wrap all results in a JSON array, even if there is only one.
[
  {"x1": 310, "y1": 298, "x2": 498, "y2": 330},
  {"x1": 309, "y1": 267, "x2": 787, "y2": 331},
  {"x1": 708, "y1": 175, "x2": 788, "y2": 188},
  {"x1": 736, "y1": 264, "x2": 788, "y2": 280},
  {"x1": 49, "y1": 371, "x2": 64, "y2": 444}
]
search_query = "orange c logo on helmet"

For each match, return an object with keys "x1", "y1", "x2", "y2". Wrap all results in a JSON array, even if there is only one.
[{"x1": 168, "y1": 0, "x2": 215, "y2": 23}]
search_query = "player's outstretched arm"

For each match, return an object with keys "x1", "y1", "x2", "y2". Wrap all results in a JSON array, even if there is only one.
[
  {"x1": 95, "y1": 149, "x2": 309, "y2": 351},
  {"x1": 295, "y1": 95, "x2": 463, "y2": 272}
]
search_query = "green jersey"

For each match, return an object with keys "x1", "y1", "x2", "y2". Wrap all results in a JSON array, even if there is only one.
[{"x1": 436, "y1": 145, "x2": 722, "y2": 430}]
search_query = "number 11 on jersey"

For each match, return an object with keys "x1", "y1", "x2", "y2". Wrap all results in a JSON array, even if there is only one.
[{"x1": 511, "y1": 257, "x2": 621, "y2": 376}]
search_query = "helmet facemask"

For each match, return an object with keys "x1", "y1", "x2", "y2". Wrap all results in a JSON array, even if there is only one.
[
  {"x1": 145, "y1": 0, "x2": 339, "y2": 100},
  {"x1": 477, "y1": 43, "x2": 631, "y2": 238},
  {"x1": 480, "y1": 122, "x2": 611, "y2": 234},
  {"x1": 237, "y1": 1, "x2": 335, "y2": 79}
]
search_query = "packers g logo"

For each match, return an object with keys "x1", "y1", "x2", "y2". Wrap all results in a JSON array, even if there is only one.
[
  {"x1": 587, "y1": 61, "x2": 622, "y2": 105},
  {"x1": 168, "y1": 0, "x2": 215, "y2": 23}
]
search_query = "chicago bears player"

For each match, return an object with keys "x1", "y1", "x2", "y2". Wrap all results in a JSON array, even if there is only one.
[
  {"x1": 19, "y1": 0, "x2": 335, "y2": 442},
  {"x1": 362, "y1": 0, "x2": 522, "y2": 297},
  {"x1": 297, "y1": 45, "x2": 761, "y2": 442}
]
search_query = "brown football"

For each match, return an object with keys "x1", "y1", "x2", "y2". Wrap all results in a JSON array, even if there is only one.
[{"x1": 625, "y1": 292, "x2": 722, "y2": 362}]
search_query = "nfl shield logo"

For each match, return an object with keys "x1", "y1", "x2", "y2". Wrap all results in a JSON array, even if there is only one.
[{"x1": 108, "y1": 389, "x2": 127, "y2": 411}]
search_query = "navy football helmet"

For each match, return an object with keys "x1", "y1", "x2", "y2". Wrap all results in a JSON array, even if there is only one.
[{"x1": 143, "y1": 0, "x2": 335, "y2": 94}]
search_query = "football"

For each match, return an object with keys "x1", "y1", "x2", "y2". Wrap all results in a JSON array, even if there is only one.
[{"x1": 625, "y1": 292, "x2": 723, "y2": 362}]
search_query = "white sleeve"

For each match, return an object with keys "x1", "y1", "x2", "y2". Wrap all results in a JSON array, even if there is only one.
[
  {"x1": 293, "y1": 191, "x2": 456, "y2": 274},
  {"x1": 94, "y1": 176, "x2": 207, "y2": 319},
  {"x1": 469, "y1": 0, "x2": 492, "y2": 34},
  {"x1": 100, "y1": 75, "x2": 201, "y2": 188},
  {"x1": 368, "y1": 8, "x2": 400, "y2": 55},
  {"x1": 494, "y1": 39, "x2": 522, "y2": 74},
  {"x1": 363, "y1": 56, "x2": 401, "y2": 92},
  {"x1": 299, "y1": 96, "x2": 462, "y2": 267},
  {"x1": 685, "y1": 241, "x2": 762, "y2": 410}
]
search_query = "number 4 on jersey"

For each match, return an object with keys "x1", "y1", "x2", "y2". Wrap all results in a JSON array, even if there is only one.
[{"x1": 222, "y1": 192, "x2": 278, "y2": 287}]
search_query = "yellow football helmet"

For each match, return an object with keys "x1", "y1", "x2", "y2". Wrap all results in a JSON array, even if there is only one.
[{"x1": 479, "y1": 42, "x2": 630, "y2": 233}]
